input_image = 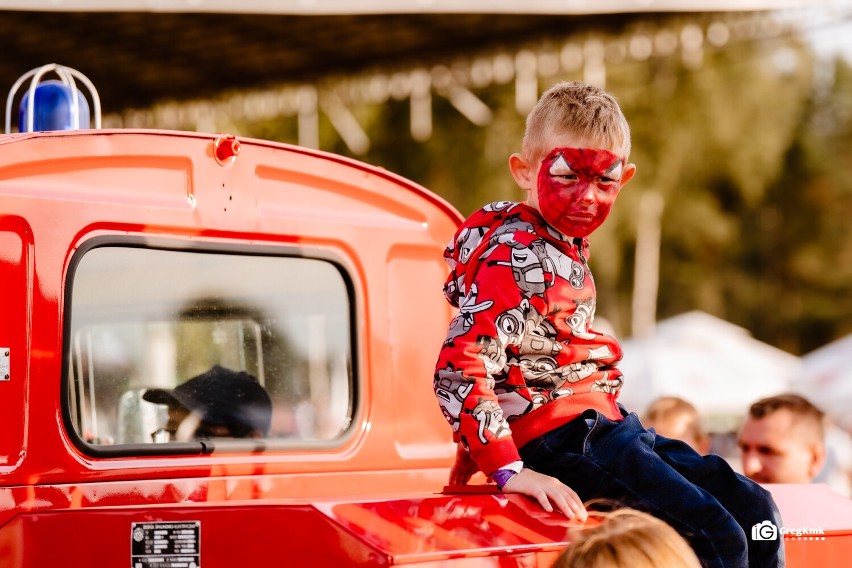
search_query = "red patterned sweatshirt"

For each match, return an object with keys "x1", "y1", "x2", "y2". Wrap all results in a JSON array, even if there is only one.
[{"x1": 433, "y1": 201, "x2": 624, "y2": 475}]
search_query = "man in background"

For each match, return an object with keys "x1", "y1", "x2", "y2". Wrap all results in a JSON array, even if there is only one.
[{"x1": 738, "y1": 394, "x2": 826, "y2": 484}]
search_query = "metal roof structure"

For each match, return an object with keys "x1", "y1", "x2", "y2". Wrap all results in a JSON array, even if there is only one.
[
  {"x1": 0, "y1": 10, "x2": 647, "y2": 111},
  {"x1": 0, "y1": 1, "x2": 824, "y2": 113}
]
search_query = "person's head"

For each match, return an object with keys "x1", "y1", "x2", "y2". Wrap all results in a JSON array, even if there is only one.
[
  {"x1": 143, "y1": 365, "x2": 272, "y2": 441},
  {"x1": 552, "y1": 508, "x2": 701, "y2": 568},
  {"x1": 509, "y1": 81, "x2": 636, "y2": 238},
  {"x1": 643, "y1": 396, "x2": 711, "y2": 455},
  {"x1": 738, "y1": 393, "x2": 826, "y2": 484}
]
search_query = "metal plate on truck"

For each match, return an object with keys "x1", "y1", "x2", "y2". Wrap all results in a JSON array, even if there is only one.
[{"x1": 131, "y1": 521, "x2": 200, "y2": 568}]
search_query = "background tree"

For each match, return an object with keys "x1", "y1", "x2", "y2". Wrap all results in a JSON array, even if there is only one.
[{"x1": 235, "y1": 20, "x2": 849, "y2": 356}]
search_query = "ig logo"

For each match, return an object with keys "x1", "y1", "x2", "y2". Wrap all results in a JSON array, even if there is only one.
[{"x1": 751, "y1": 520, "x2": 778, "y2": 541}]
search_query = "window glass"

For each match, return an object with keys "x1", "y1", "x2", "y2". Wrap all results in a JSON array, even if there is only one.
[{"x1": 66, "y1": 245, "x2": 353, "y2": 448}]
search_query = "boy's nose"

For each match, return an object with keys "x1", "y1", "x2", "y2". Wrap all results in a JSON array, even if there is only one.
[{"x1": 576, "y1": 182, "x2": 596, "y2": 203}]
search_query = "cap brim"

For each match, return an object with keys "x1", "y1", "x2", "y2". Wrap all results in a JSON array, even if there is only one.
[{"x1": 142, "y1": 388, "x2": 182, "y2": 407}]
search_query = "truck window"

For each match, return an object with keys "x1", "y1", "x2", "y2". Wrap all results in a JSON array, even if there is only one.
[{"x1": 64, "y1": 243, "x2": 353, "y2": 450}]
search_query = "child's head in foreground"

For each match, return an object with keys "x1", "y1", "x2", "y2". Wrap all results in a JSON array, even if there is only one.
[
  {"x1": 552, "y1": 508, "x2": 702, "y2": 568},
  {"x1": 509, "y1": 81, "x2": 636, "y2": 238}
]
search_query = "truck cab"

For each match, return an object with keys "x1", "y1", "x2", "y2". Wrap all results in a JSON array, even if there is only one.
[{"x1": 0, "y1": 67, "x2": 848, "y2": 567}]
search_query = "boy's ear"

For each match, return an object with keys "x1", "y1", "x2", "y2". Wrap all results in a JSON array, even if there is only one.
[
  {"x1": 508, "y1": 153, "x2": 535, "y2": 191},
  {"x1": 620, "y1": 163, "x2": 637, "y2": 187}
]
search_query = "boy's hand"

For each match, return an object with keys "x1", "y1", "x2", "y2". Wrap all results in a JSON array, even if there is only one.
[
  {"x1": 502, "y1": 469, "x2": 588, "y2": 521},
  {"x1": 448, "y1": 443, "x2": 480, "y2": 485}
]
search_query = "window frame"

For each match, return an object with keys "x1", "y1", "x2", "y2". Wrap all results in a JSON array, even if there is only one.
[{"x1": 61, "y1": 236, "x2": 360, "y2": 458}]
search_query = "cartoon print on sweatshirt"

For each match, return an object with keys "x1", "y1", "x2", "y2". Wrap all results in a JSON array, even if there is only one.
[
  {"x1": 476, "y1": 335, "x2": 508, "y2": 376},
  {"x1": 494, "y1": 389, "x2": 548, "y2": 422},
  {"x1": 487, "y1": 238, "x2": 555, "y2": 298},
  {"x1": 482, "y1": 201, "x2": 519, "y2": 214},
  {"x1": 471, "y1": 398, "x2": 511, "y2": 444},
  {"x1": 567, "y1": 297, "x2": 596, "y2": 339},
  {"x1": 490, "y1": 214, "x2": 535, "y2": 243},
  {"x1": 514, "y1": 352, "x2": 568, "y2": 388},
  {"x1": 564, "y1": 360, "x2": 599, "y2": 383},
  {"x1": 456, "y1": 226, "x2": 489, "y2": 265},
  {"x1": 443, "y1": 283, "x2": 494, "y2": 346},
  {"x1": 443, "y1": 226, "x2": 489, "y2": 300},
  {"x1": 519, "y1": 324, "x2": 561, "y2": 357},
  {"x1": 591, "y1": 373, "x2": 624, "y2": 394},
  {"x1": 434, "y1": 364, "x2": 477, "y2": 432},
  {"x1": 540, "y1": 241, "x2": 586, "y2": 290},
  {"x1": 494, "y1": 298, "x2": 549, "y2": 348}
]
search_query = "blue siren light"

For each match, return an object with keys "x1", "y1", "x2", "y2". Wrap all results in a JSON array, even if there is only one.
[
  {"x1": 5, "y1": 63, "x2": 101, "y2": 134},
  {"x1": 18, "y1": 80, "x2": 91, "y2": 132}
]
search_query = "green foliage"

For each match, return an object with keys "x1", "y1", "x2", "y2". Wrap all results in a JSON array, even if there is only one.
[{"x1": 234, "y1": 28, "x2": 852, "y2": 355}]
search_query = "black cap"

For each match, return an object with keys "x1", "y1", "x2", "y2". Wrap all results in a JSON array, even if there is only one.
[{"x1": 143, "y1": 365, "x2": 272, "y2": 437}]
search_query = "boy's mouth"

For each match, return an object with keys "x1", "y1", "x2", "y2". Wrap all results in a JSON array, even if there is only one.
[{"x1": 563, "y1": 211, "x2": 595, "y2": 220}]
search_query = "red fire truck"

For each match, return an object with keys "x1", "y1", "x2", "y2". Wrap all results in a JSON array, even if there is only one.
[{"x1": 0, "y1": 65, "x2": 848, "y2": 567}]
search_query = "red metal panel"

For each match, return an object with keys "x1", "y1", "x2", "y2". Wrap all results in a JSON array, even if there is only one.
[
  {"x1": 0, "y1": 216, "x2": 32, "y2": 475},
  {"x1": 0, "y1": 494, "x2": 577, "y2": 567},
  {"x1": 0, "y1": 505, "x2": 386, "y2": 567},
  {"x1": 314, "y1": 494, "x2": 575, "y2": 563}
]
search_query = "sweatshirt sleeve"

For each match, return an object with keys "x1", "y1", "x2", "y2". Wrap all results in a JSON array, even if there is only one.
[{"x1": 433, "y1": 238, "x2": 533, "y2": 475}]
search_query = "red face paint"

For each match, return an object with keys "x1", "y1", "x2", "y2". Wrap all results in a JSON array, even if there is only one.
[{"x1": 536, "y1": 147, "x2": 624, "y2": 238}]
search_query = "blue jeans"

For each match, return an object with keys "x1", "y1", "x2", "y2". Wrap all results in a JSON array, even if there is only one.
[{"x1": 518, "y1": 409, "x2": 784, "y2": 568}]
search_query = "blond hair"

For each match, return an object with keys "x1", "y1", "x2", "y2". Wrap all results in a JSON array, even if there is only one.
[
  {"x1": 523, "y1": 81, "x2": 631, "y2": 162},
  {"x1": 643, "y1": 396, "x2": 709, "y2": 450},
  {"x1": 552, "y1": 508, "x2": 701, "y2": 568}
]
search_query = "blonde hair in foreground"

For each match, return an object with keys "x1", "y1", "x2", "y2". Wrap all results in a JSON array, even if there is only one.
[
  {"x1": 552, "y1": 508, "x2": 701, "y2": 568},
  {"x1": 523, "y1": 81, "x2": 632, "y2": 162}
]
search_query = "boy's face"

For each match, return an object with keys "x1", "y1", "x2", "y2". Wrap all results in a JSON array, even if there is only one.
[{"x1": 510, "y1": 138, "x2": 636, "y2": 238}]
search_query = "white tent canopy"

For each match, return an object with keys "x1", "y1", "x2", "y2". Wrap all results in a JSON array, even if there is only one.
[
  {"x1": 617, "y1": 311, "x2": 800, "y2": 425},
  {"x1": 792, "y1": 333, "x2": 852, "y2": 429}
]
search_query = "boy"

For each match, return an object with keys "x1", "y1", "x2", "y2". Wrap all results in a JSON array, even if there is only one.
[
  {"x1": 433, "y1": 82, "x2": 783, "y2": 567},
  {"x1": 644, "y1": 396, "x2": 711, "y2": 455}
]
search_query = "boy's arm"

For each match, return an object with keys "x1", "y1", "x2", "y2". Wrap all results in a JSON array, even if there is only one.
[
  {"x1": 435, "y1": 239, "x2": 587, "y2": 520},
  {"x1": 434, "y1": 249, "x2": 526, "y2": 475}
]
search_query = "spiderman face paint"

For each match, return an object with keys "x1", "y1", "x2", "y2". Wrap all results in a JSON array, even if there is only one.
[{"x1": 536, "y1": 147, "x2": 624, "y2": 238}]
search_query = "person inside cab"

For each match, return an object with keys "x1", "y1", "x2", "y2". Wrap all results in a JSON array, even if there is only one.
[{"x1": 144, "y1": 365, "x2": 272, "y2": 441}]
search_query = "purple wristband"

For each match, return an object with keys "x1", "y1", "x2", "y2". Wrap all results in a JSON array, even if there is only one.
[{"x1": 492, "y1": 468, "x2": 520, "y2": 491}]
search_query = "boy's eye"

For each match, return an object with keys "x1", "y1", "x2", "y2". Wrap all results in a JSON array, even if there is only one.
[{"x1": 555, "y1": 174, "x2": 578, "y2": 182}]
